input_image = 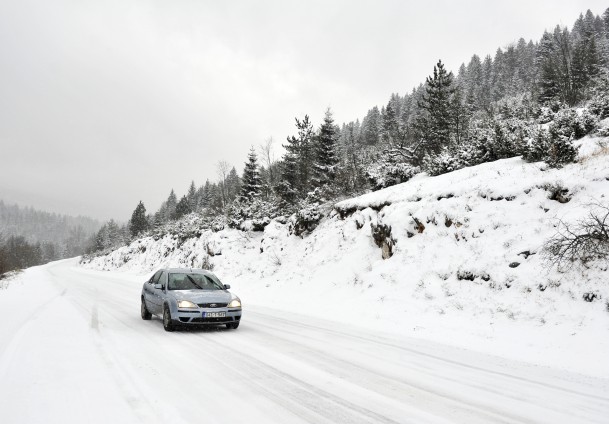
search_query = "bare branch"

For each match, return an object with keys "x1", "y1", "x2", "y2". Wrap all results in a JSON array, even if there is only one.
[{"x1": 544, "y1": 203, "x2": 609, "y2": 270}]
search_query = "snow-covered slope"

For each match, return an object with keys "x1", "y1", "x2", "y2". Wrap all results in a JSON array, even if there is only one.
[{"x1": 82, "y1": 134, "x2": 609, "y2": 376}]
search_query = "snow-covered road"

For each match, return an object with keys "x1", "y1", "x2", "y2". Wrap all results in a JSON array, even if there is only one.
[{"x1": 1, "y1": 260, "x2": 608, "y2": 424}]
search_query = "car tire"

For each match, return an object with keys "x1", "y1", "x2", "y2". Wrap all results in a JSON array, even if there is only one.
[
  {"x1": 141, "y1": 298, "x2": 152, "y2": 320},
  {"x1": 226, "y1": 322, "x2": 240, "y2": 330},
  {"x1": 163, "y1": 306, "x2": 175, "y2": 332}
]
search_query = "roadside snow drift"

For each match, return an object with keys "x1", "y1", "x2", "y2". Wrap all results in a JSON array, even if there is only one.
[{"x1": 82, "y1": 134, "x2": 609, "y2": 376}]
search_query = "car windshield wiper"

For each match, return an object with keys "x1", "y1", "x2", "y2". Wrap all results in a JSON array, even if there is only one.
[
  {"x1": 186, "y1": 275, "x2": 204, "y2": 290},
  {"x1": 204, "y1": 276, "x2": 223, "y2": 290}
]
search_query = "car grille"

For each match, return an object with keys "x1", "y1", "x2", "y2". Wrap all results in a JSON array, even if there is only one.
[
  {"x1": 190, "y1": 317, "x2": 236, "y2": 323},
  {"x1": 197, "y1": 302, "x2": 228, "y2": 308}
]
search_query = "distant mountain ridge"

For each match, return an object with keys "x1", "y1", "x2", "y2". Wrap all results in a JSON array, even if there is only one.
[{"x1": 0, "y1": 199, "x2": 100, "y2": 244}]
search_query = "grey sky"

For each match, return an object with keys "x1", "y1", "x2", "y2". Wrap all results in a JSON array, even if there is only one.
[{"x1": 0, "y1": 0, "x2": 606, "y2": 220}]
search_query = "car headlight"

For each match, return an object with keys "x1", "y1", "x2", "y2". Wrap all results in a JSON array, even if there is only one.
[
  {"x1": 228, "y1": 299, "x2": 241, "y2": 308},
  {"x1": 177, "y1": 300, "x2": 198, "y2": 308}
]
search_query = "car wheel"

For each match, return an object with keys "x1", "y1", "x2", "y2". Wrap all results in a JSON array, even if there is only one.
[
  {"x1": 163, "y1": 306, "x2": 175, "y2": 332},
  {"x1": 141, "y1": 298, "x2": 152, "y2": 320},
  {"x1": 226, "y1": 322, "x2": 239, "y2": 330}
]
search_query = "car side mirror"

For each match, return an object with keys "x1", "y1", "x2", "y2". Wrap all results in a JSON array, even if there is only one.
[
  {"x1": 154, "y1": 283, "x2": 163, "y2": 290},
  {"x1": 224, "y1": 284, "x2": 231, "y2": 290}
]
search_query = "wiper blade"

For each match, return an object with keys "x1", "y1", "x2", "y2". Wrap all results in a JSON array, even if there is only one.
[{"x1": 186, "y1": 274, "x2": 204, "y2": 290}]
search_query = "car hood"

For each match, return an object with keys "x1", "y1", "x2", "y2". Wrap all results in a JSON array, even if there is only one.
[{"x1": 171, "y1": 290, "x2": 233, "y2": 304}]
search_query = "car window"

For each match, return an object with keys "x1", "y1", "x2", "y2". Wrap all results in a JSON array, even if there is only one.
[
  {"x1": 167, "y1": 273, "x2": 224, "y2": 291},
  {"x1": 150, "y1": 270, "x2": 162, "y2": 284},
  {"x1": 159, "y1": 271, "x2": 167, "y2": 288}
]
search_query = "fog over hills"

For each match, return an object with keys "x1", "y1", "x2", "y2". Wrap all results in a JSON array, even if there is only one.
[{"x1": 0, "y1": 200, "x2": 101, "y2": 272}]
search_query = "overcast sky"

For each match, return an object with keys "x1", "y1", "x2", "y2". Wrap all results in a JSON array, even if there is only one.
[{"x1": 1, "y1": 0, "x2": 607, "y2": 221}]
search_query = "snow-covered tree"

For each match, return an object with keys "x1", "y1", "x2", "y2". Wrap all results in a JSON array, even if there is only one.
[
  {"x1": 278, "y1": 115, "x2": 314, "y2": 204},
  {"x1": 129, "y1": 201, "x2": 149, "y2": 237},
  {"x1": 186, "y1": 181, "x2": 197, "y2": 212},
  {"x1": 240, "y1": 147, "x2": 263, "y2": 201},
  {"x1": 312, "y1": 108, "x2": 340, "y2": 188},
  {"x1": 360, "y1": 106, "x2": 381, "y2": 145},
  {"x1": 175, "y1": 195, "x2": 192, "y2": 219},
  {"x1": 417, "y1": 60, "x2": 456, "y2": 154},
  {"x1": 226, "y1": 167, "x2": 241, "y2": 202},
  {"x1": 165, "y1": 189, "x2": 178, "y2": 221}
]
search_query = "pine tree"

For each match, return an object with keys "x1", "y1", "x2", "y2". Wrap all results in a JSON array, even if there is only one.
[
  {"x1": 537, "y1": 31, "x2": 560, "y2": 105},
  {"x1": 312, "y1": 108, "x2": 339, "y2": 188},
  {"x1": 105, "y1": 220, "x2": 122, "y2": 249},
  {"x1": 417, "y1": 60, "x2": 456, "y2": 154},
  {"x1": 129, "y1": 201, "x2": 149, "y2": 237},
  {"x1": 195, "y1": 185, "x2": 206, "y2": 210},
  {"x1": 276, "y1": 152, "x2": 299, "y2": 205},
  {"x1": 240, "y1": 147, "x2": 263, "y2": 201},
  {"x1": 480, "y1": 55, "x2": 493, "y2": 111},
  {"x1": 175, "y1": 195, "x2": 191, "y2": 219},
  {"x1": 491, "y1": 48, "x2": 507, "y2": 101},
  {"x1": 226, "y1": 167, "x2": 241, "y2": 201},
  {"x1": 165, "y1": 189, "x2": 177, "y2": 221},
  {"x1": 381, "y1": 100, "x2": 400, "y2": 145},
  {"x1": 465, "y1": 54, "x2": 483, "y2": 110},
  {"x1": 340, "y1": 120, "x2": 366, "y2": 191},
  {"x1": 278, "y1": 115, "x2": 314, "y2": 203},
  {"x1": 538, "y1": 26, "x2": 579, "y2": 106},
  {"x1": 186, "y1": 181, "x2": 197, "y2": 212},
  {"x1": 200, "y1": 180, "x2": 213, "y2": 210},
  {"x1": 154, "y1": 205, "x2": 166, "y2": 227},
  {"x1": 450, "y1": 86, "x2": 469, "y2": 144},
  {"x1": 361, "y1": 107, "x2": 381, "y2": 145},
  {"x1": 209, "y1": 183, "x2": 224, "y2": 211}
]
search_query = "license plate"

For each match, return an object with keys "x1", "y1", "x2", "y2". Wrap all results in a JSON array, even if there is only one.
[{"x1": 204, "y1": 311, "x2": 226, "y2": 318}]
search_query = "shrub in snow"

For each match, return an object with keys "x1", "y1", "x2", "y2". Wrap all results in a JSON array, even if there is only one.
[
  {"x1": 370, "y1": 221, "x2": 395, "y2": 259},
  {"x1": 546, "y1": 134, "x2": 578, "y2": 168},
  {"x1": 575, "y1": 109, "x2": 599, "y2": 138},
  {"x1": 588, "y1": 75, "x2": 609, "y2": 119},
  {"x1": 490, "y1": 118, "x2": 529, "y2": 159},
  {"x1": 274, "y1": 215, "x2": 288, "y2": 225},
  {"x1": 549, "y1": 108, "x2": 597, "y2": 141},
  {"x1": 544, "y1": 202, "x2": 609, "y2": 270},
  {"x1": 540, "y1": 182, "x2": 571, "y2": 203},
  {"x1": 366, "y1": 162, "x2": 420, "y2": 191},
  {"x1": 305, "y1": 185, "x2": 338, "y2": 204},
  {"x1": 524, "y1": 124, "x2": 578, "y2": 168},
  {"x1": 227, "y1": 198, "x2": 278, "y2": 230},
  {"x1": 523, "y1": 128, "x2": 551, "y2": 163},
  {"x1": 210, "y1": 217, "x2": 225, "y2": 232},
  {"x1": 596, "y1": 126, "x2": 609, "y2": 138},
  {"x1": 291, "y1": 204, "x2": 323, "y2": 237},
  {"x1": 538, "y1": 106, "x2": 556, "y2": 124},
  {"x1": 200, "y1": 255, "x2": 214, "y2": 271},
  {"x1": 589, "y1": 95, "x2": 609, "y2": 119},
  {"x1": 462, "y1": 124, "x2": 496, "y2": 164},
  {"x1": 582, "y1": 292, "x2": 599, "y2": 302},
  {"x1": 423, "y1": 118, "x2": 531, "y2": 177},
  {"x1": 423, "y1": 149, "x2": 463, "y2": 176}
]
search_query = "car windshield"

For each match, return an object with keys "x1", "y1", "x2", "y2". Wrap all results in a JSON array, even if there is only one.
[{"x1": 167, "y1": 273, "x2": 225, "y2": 291}]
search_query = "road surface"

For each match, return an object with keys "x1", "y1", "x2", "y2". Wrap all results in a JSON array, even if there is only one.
[{"x1": 0, "y1": 259, "x2": 608, "y2": 423}]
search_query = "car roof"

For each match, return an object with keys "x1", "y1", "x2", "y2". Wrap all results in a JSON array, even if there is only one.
[{"x1": 163, "y1": 268, "x2": 214, "y2": 275}]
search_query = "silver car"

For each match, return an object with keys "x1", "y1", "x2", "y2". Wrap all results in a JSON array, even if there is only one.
[{"x1": 141, "y1": 268, "x2": 242, "y2": 332}]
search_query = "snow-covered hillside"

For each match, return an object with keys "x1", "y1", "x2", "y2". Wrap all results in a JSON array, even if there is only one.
[{"x1": 82, "y1": 133, "x2": 609, "y2": 376}]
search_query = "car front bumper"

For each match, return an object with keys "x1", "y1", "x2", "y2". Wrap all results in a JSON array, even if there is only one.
[{"x1": 174, "y1": 308, "x2": 242, "y2": 325}]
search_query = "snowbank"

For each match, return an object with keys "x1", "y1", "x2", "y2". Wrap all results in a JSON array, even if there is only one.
[{"x1": 82, "y1": 136, "x2": 609, "y2": 376}]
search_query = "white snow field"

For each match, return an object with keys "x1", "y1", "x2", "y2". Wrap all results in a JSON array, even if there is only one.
[
  {"x1": 0, "y1": 259, "x2": 608, "y2": 424},
  {"x1": 2, "y1": 134, "x2": 608, "y2": 423},
  {"x1": 82, "y1": 132, "x2": 609, "y2": 373}
]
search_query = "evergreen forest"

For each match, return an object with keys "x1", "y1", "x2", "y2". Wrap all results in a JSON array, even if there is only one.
[{"x1": 87, "y1": 9, "x2": 609, "y2": 254}]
